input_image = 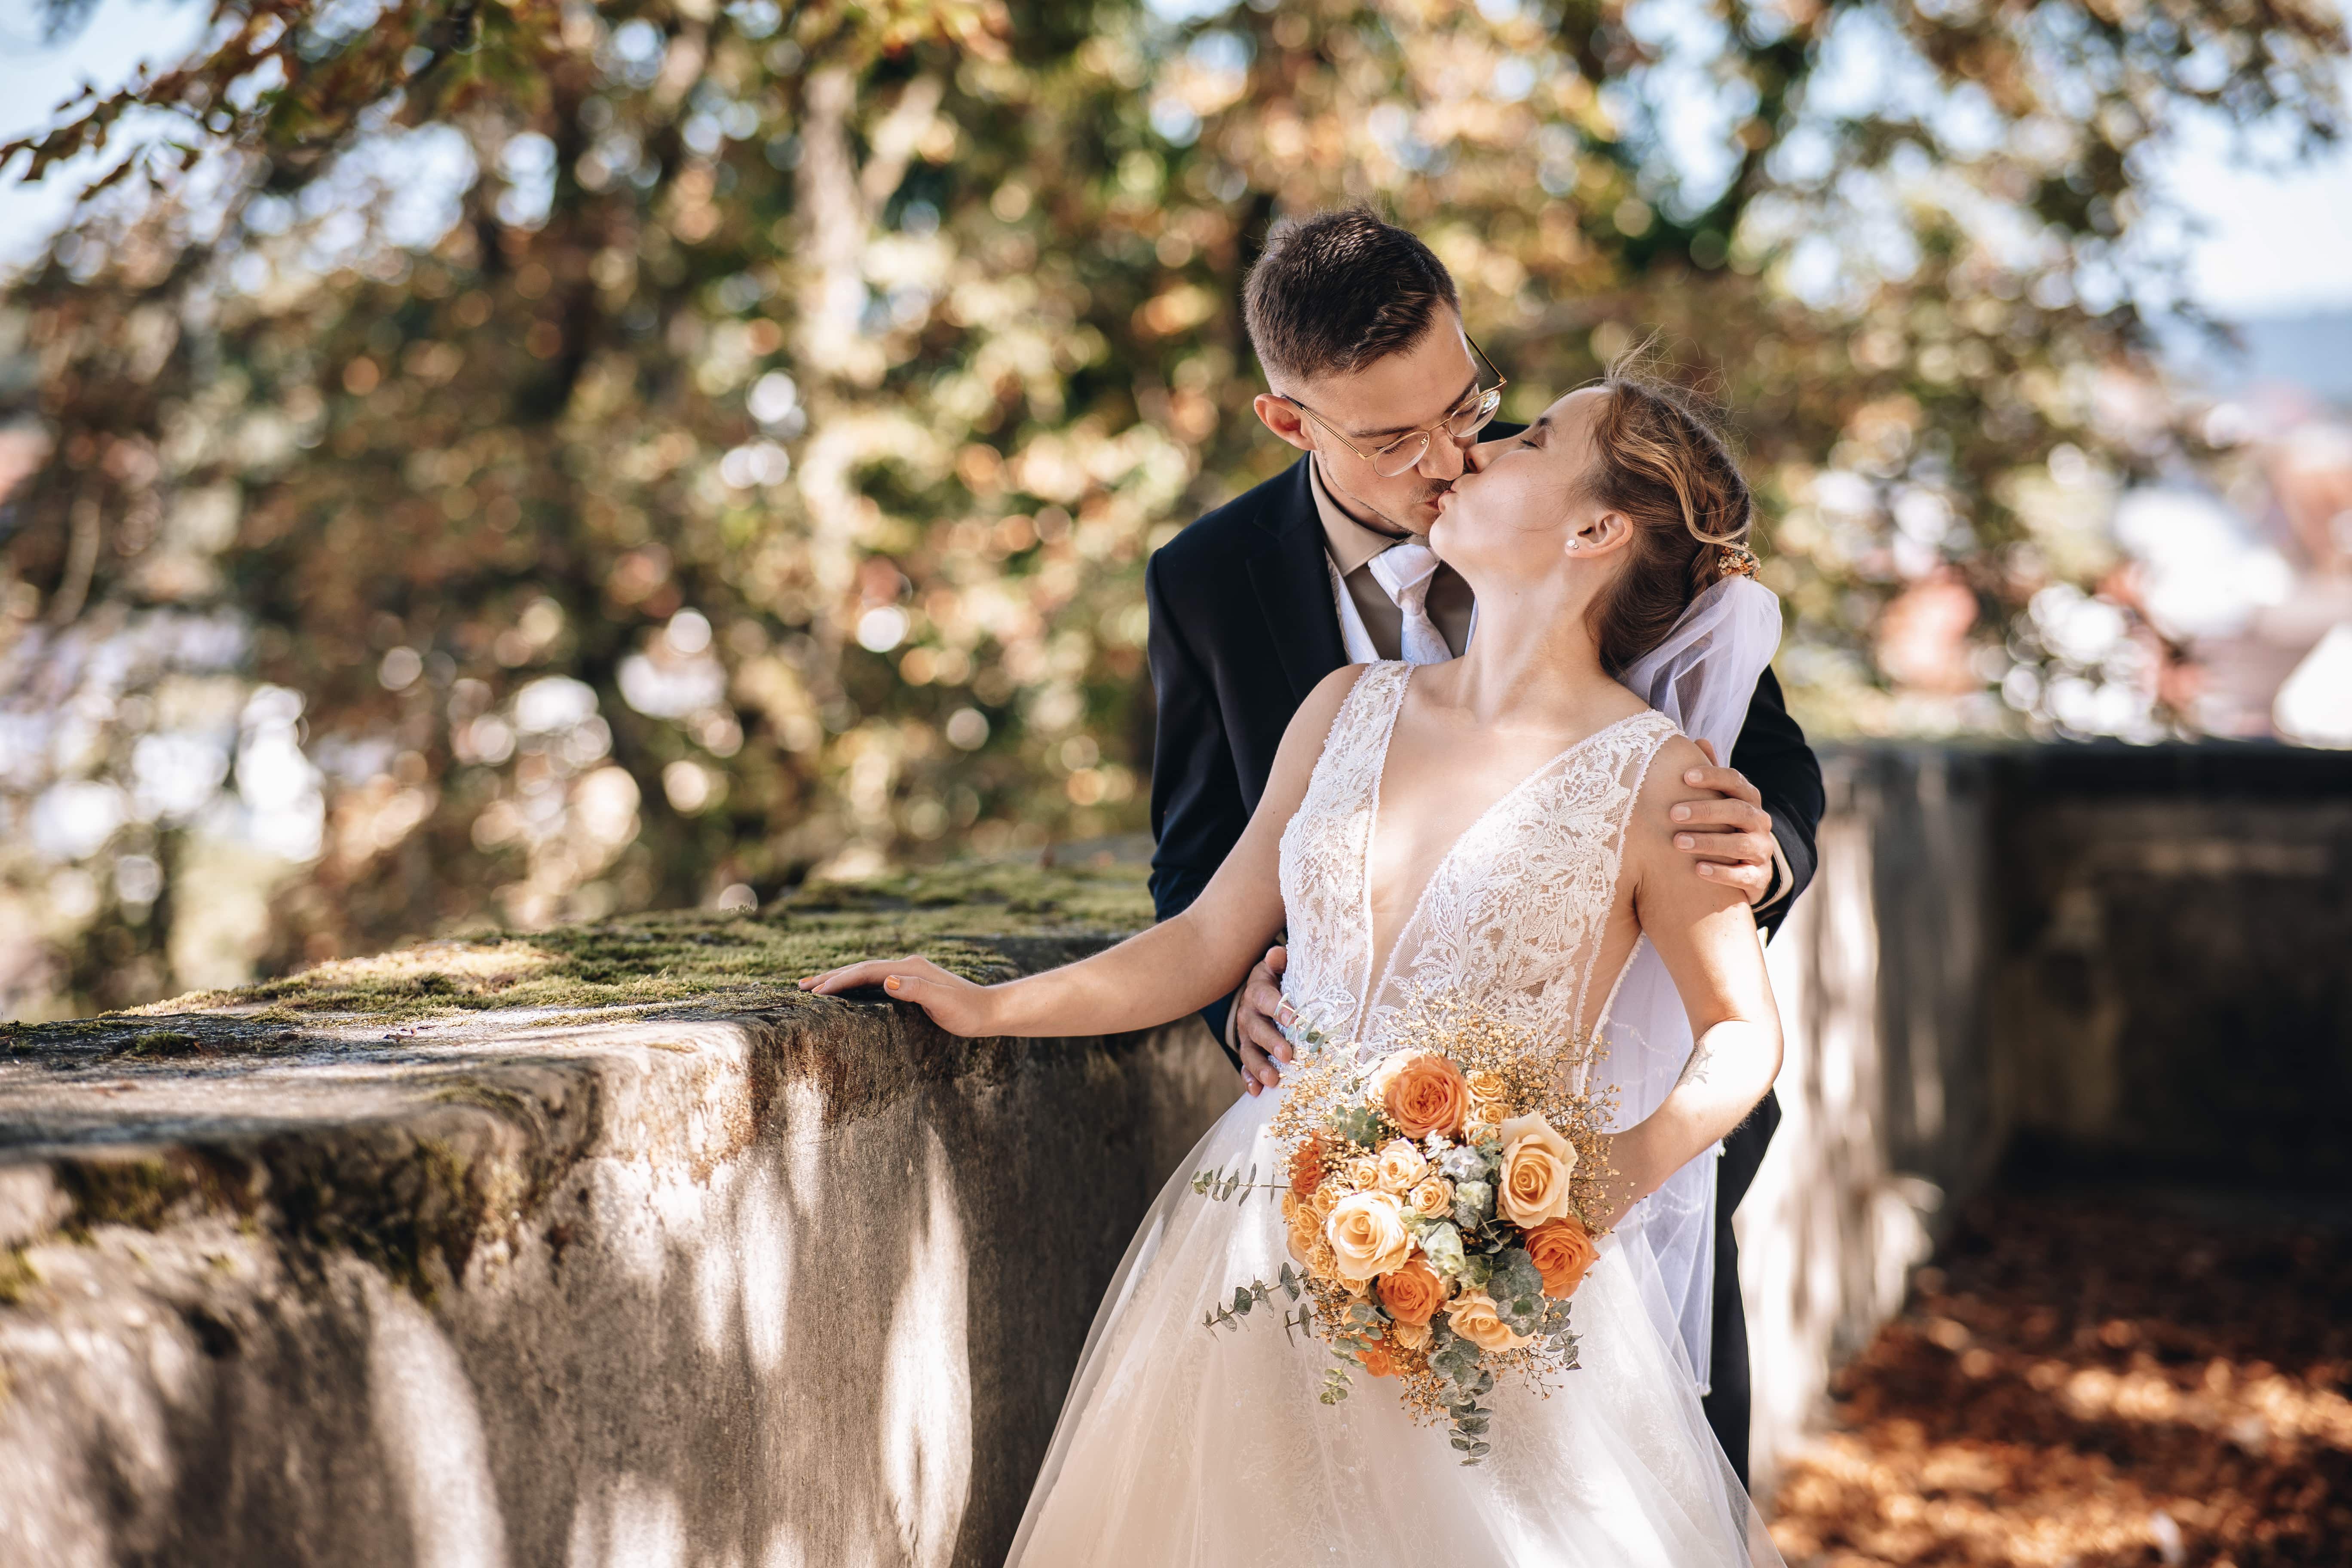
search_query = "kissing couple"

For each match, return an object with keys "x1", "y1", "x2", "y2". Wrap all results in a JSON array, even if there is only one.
[{"x1": 807, "y1": 209, "x2": 1824, "y2": 1564}]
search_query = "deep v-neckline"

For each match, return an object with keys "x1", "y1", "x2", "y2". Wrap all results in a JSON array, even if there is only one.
[{"x1": 1356, "y1": 667, "x2": 1654, "y2": 1029}]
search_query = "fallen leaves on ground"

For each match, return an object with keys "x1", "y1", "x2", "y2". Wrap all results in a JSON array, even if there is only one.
[{"x1": 1769, "y1": 1191, "x2": 2352, "y2": 1567}]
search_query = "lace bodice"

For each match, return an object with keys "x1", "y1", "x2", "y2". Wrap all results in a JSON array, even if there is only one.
[{"x1": 1277, "y1": 662, "x2": 1678, "y2": 1065}]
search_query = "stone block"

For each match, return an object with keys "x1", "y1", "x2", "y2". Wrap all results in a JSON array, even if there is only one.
[{"x1": 0, "y1": 864, "x2": 1232, "y2": 1568}]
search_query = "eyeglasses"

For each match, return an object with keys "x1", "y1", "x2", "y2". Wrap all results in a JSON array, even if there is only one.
[{"x1": 1281, "y1": 334, "x2": 1507, "y2": 478}]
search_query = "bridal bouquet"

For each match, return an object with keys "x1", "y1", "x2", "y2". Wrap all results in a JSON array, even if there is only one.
[{"x1": 1193, "y1": 1003, "x2": 1614, "y2": 1463}]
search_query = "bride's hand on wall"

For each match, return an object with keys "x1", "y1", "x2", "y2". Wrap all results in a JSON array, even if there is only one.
[{"x1": 799, "y1": 956, "x2": 999, "y2": 1037}]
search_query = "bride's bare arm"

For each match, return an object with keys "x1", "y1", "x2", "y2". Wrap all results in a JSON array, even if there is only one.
[
  {"x1": 1597, "y1": 735, "x2": 1784, "y2": 1228},
  {"x1": 800, "y1": 668, "x2": 1365, "y2": 1039}
]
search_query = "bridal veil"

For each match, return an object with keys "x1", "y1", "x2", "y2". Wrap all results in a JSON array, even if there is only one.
[{"x1": 1598, "y1": 574, "x2": 1785, "y2": 1390}]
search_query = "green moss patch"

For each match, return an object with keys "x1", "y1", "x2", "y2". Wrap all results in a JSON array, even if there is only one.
[
  {"x1": 0, "y1": 862, "x2": 1163, "y2": 1304},
  {"x1": 0, "y1": 1248, "x2": 39, "y2": 1305},
  {"x1": 11, "y1": 861, "x2": 1156, "y2": 1048},
  {"x1": 123, "y1": 1030, "x2": 208, "y2": 1059}
]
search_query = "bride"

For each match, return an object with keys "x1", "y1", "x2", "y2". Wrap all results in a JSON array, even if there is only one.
[{"x1": 805, "y1": 365, "x2": 1788, "y2": 1567}]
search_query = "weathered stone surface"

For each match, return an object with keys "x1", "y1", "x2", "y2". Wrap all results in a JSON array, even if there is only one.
[
  {"x1": 14, "y1": 745, "x2": 2346, "y2": 1550},
  {"x1": 1740, "y1": 740, "x2": 2352, "y2": 1493},
  {"x1": 0, "y1": 864, "x2": 1233, "y2": 1568}
]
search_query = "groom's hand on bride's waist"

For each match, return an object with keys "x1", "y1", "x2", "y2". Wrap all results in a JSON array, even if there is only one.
[
  {"x1": 1669, "y1": 739, "x2": 1783, "y2": 910},
  {"x1": 1232, "y1": 944, "x2": 1290, "y2": 1097}
]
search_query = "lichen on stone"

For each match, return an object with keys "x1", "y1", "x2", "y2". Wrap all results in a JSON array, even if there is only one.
[
  {"x1": 0, "y1": 1248, "x2": 39, "y2": 1305},
  {"x1": 56, "y1": 861, "x2": 1160, "y2": 1035},
  {"x1": 0, "y1": 861, "x2": 1167, "y2": 1308}
]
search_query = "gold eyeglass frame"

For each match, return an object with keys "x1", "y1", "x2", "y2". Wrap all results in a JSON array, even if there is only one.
[{"x1": 1280, "y1": 334, "x2": 1508, "y2": 478}]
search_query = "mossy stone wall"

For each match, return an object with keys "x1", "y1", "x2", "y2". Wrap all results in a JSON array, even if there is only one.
[{"x1": 0, "y1": 864, "x2": 1233, "y2": 1568}]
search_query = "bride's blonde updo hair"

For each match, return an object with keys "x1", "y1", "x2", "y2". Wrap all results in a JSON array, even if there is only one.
[{"x1": 1578, "y1": 352, "x2": 1758, "y2": 676}]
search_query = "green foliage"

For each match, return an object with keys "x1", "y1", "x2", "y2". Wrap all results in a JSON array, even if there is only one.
[
  {"x1": 1324, "y1": 1102, "x2": 1387, "y2": 1149},
  {"x1": 1200, "y1": 1274, "x2": 1283, "y2": 1333},
  {"x1": 1418, "y1": 1219, "x2": 1467, "y2": 1279},
  {"x1": 1, "y1": 0, "x2": 2344, "y2": 1018},
  {"x1": 1489, "y1": 1246, "x2": 1546, "y2": 1334},
  {"x1": 1189, "y1": 1160, "x2": 1282, "y2": 1203},
  {"x1": 1449, "y1": 1177, "x2": 1494, "y2": 1233}
]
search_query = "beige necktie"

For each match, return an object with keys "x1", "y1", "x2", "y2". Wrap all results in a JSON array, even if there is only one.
[{"x1": 1366, "y1": 541, "x2": 1452, "y2": 665}]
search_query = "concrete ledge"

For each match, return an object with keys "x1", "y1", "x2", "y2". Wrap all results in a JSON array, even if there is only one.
[{"x1": 0, "y1": 864, "x2": 1232, "y2": 1568}]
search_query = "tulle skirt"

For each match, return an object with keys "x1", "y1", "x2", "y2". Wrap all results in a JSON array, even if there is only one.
[{"x1": 1008, "y1": 1073, "x2": 1783, "y2": 1567}]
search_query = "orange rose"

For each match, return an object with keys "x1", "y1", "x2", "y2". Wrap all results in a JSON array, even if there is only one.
[
  {"x1": 1383, "y1": 1053, "x2": 1471, "y2": 1139},
  {"x1": 1289, "y1": 1133, "x2": 1330, "y2": 1201},
  {"x1": 1357, "y1": 1336, "x2": 1400, "y2": 1378},
  {"x1": 1524, "y1": 1216, "x2": 1598, "y2": 1298},
  {"x1": 1375, "y1": 1256, "x2": 1449, "y2": 1326}
]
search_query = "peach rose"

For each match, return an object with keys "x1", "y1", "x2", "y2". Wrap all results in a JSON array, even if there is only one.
[
  {"x1": 1324, "y1": 1191, "x2": 1412, "y2": 1281},
  {"x1": 1445, "y1": 1288, "x2": 1531, "y2": 1354},
  {"x1": 1464, "y1": 1069, "x2": 1513, "y2": 1125},
  {"x1": 1341, "y1": 1154, "x2": 1381, "y2": 1192},
  {"x1": 1373, "y1": 1138, "x2": 1427, "y2": 1194},
  {"x1": 1375, "y1": 1256, "x2": 1449, "y2": 1326},
  {"x1": 1283, "y1": 1199, "x2": 1323, "y2": 1265},
  {"x1": 1407, "y1": 1176, "x2": 1455, "y2": 1219},
  {"x1": 1383, "y1": 1053, "x2": 1471, "y2": 1139},
  {"x1": 1307, "y1": 1182, "x2": 1340, "y2": 1222},
  {"x1": 1357, "y1": 1336, "x2": 1401, "y2": 1378},
  {"x1": 1524, "y1": 1216, "x2": 1598, "y2": 1298},
  {"x1": 1389, "y1": 1317, "x2": 1432, "y2": 1353},
  {"x1": 1363, "y1": 1050, "x2": 1412, "y2": 1109},
  {"x1": 1495, "y1": 1112, "x2": 1579, "y2": 1228}
]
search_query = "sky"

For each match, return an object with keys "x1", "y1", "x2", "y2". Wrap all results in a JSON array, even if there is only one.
[{"x1": 3, "y1": 0, "x2": 2349, "y2": 324}]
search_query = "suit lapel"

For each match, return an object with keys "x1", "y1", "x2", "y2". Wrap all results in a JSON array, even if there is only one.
[{"x1": 1247, "y1": 459, "x2": 1349, "y2": 704}]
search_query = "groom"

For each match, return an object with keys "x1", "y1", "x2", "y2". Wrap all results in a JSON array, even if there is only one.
[{"x1": 1143, "y1": 210, "x2": 1824, "y2": 1483}]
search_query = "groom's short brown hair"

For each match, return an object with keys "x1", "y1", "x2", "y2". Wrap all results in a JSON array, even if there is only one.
[{"x1": 1243, "y1": 209, "x2": 1460, "y2": 386}]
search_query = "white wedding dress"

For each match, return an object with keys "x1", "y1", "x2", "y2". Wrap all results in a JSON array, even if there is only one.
[{"x1": 1008, "y1": 661, "x2": 1783, "y2": 1567}]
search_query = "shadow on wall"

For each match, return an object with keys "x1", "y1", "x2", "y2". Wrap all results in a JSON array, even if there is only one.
[
  {"x1": 1738, "y1": 740, "x2": 2352, "y2": 1494},
  {"x1": 0, "y1": 1009, "x2": 1234, "y2": 1568}
]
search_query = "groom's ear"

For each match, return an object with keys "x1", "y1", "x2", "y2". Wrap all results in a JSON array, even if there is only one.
[{"x1": 1252, "y1": 392, "x2": 1317, "y2": 454}]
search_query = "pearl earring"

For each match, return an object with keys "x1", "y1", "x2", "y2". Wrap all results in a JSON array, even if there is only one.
[{"x1": 1566, "y1": 539, "x2": 1582, "y2": 551}]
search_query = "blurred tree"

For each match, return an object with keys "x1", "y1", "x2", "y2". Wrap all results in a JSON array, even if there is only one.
[{"x1": 0, "y1": 0, "x2": 2343, "y2": 1014}]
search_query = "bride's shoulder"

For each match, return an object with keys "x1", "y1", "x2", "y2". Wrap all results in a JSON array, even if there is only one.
[
  {"x1": 1259, "y1": 665, "x2": 1389, "y2": 813},
  {"x1": 1626, "y1": 726, "x2": 1710, "y2": 822},
  {"x1": 1281, "y1": 664, "x2": 1382, "y2": 748}
]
